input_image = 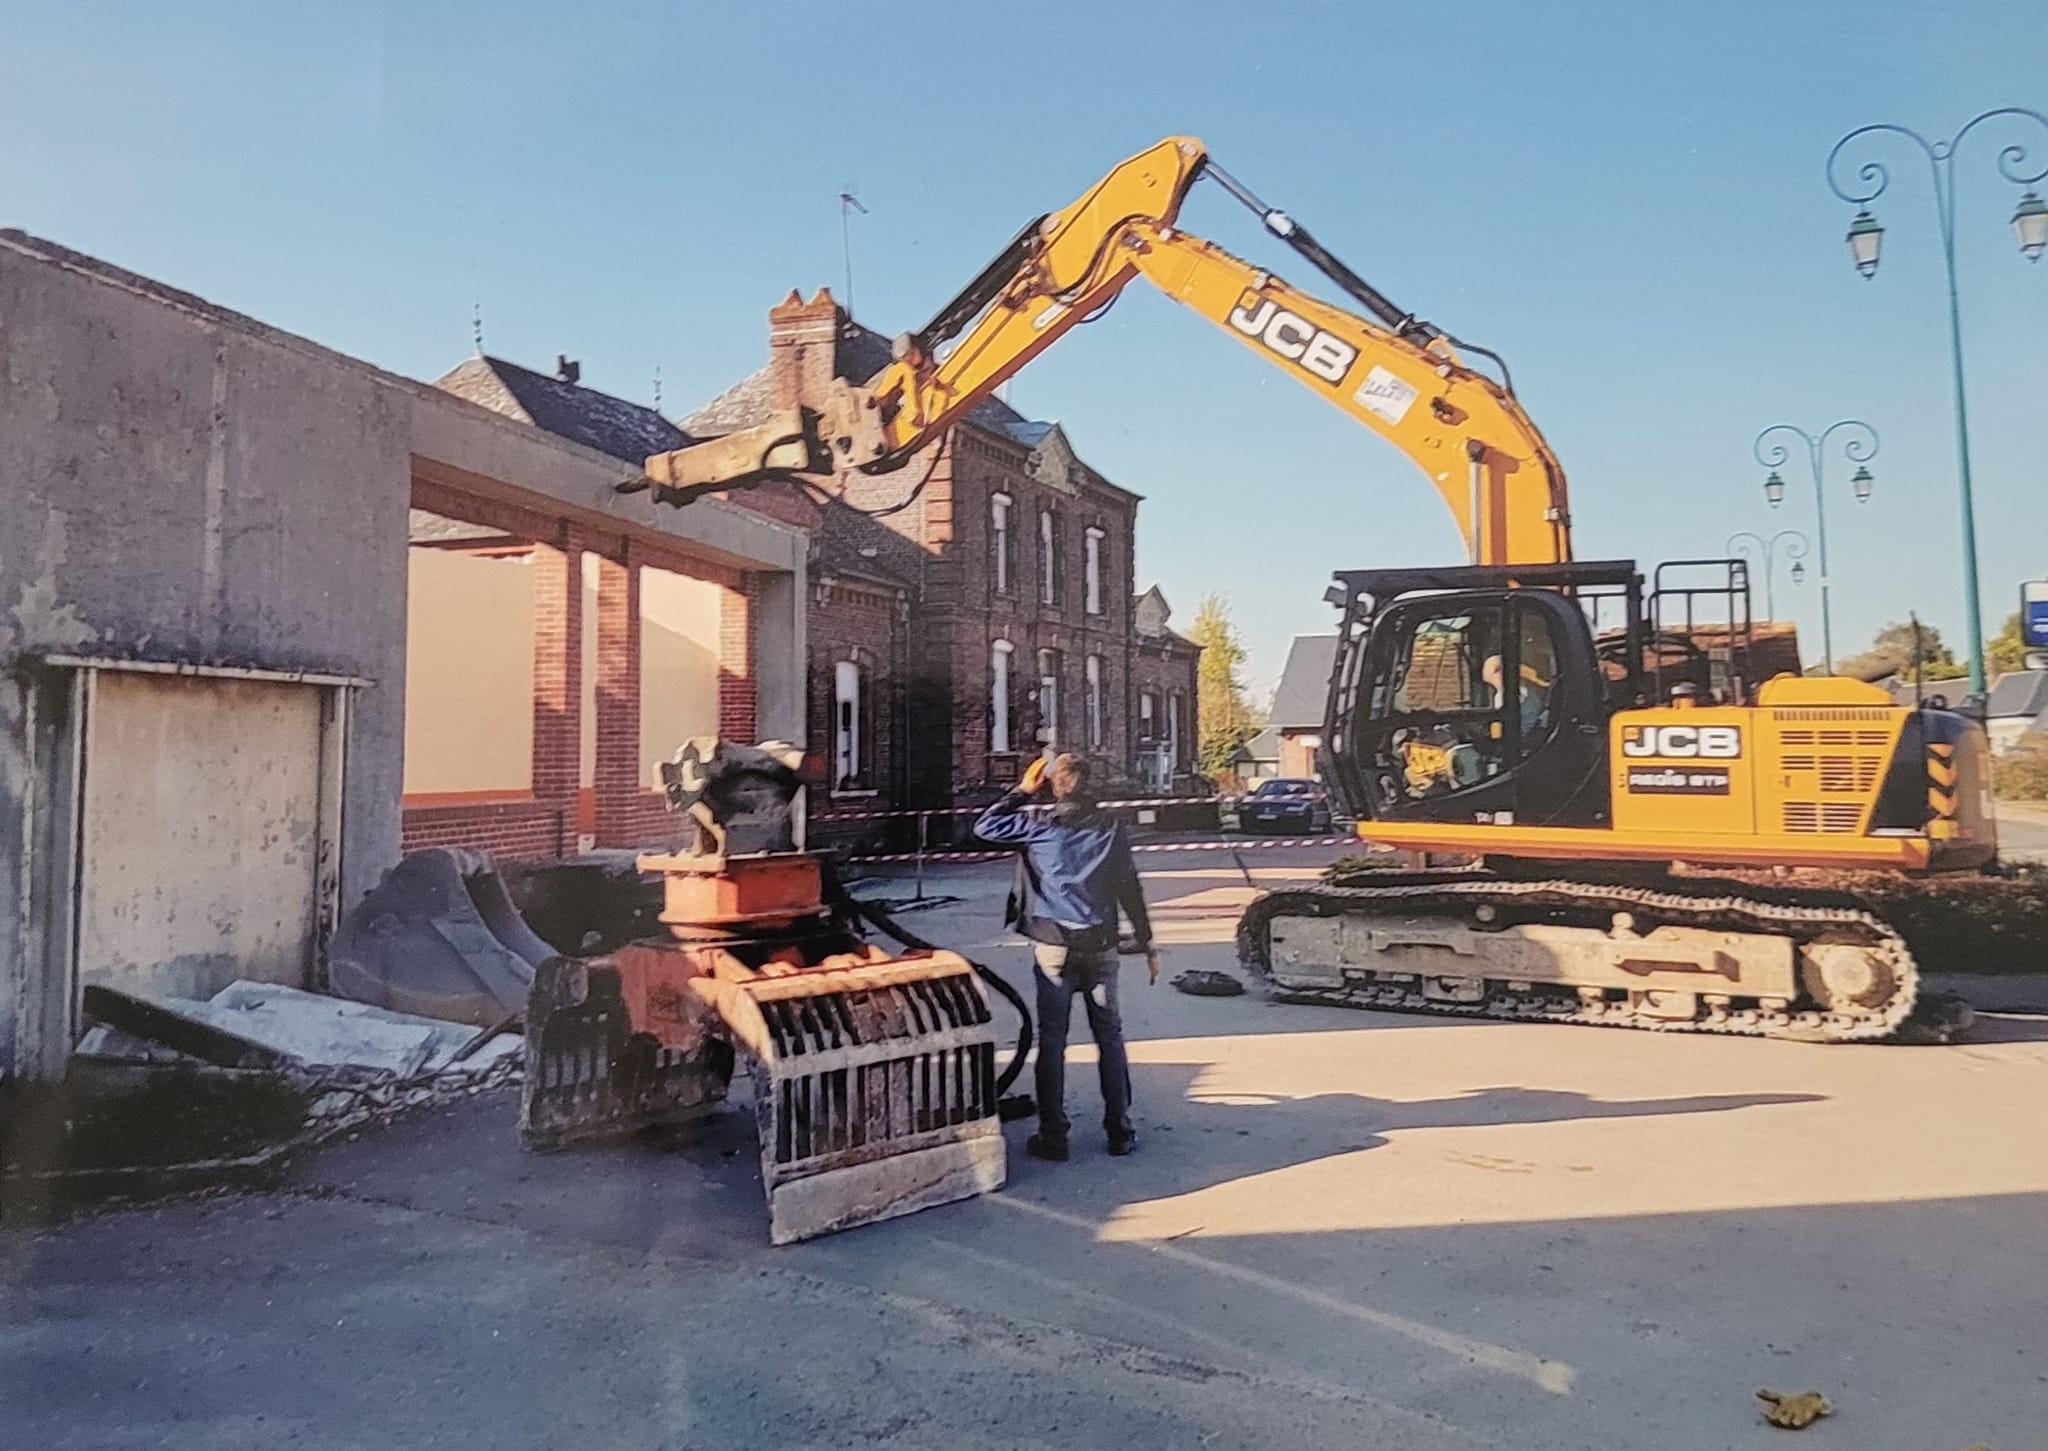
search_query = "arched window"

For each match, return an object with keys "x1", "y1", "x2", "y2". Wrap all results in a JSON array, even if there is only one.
[
  {"x1": 1085, "y1": 654, "x2": 1103, "y2": 750},
  {"x1": 1037, "y1": 648, "x2": 1061, "y2": 747},
  {"x1": 833, "y1": 660, "x2": 863, "y2": 790},
  {"x1": 990, "y1": 493, "x2": 1013, "y2": 596},
  {"x1": 1084, "y1": 527, "x2": 1104, "y2": 615},
  {"x1": 991, "y1": 640, "x2": 1014, "y2": 753},
  {"x1": 1039, "y1": 509, "x2": 1059, "y2": 605}
]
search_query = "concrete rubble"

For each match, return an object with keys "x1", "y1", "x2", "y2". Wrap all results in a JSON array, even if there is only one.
[{"x1": 73, "y1": 980, "x2": 523, "y2": 1146}]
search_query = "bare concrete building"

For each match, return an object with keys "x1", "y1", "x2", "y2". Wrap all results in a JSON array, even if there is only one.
[{"x1": 0, "y1": 232, "x2": 806, "y2": 1081}]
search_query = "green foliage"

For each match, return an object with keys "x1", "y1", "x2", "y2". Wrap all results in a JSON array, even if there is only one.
[
  {"x1": 1993, "y1": 732, "x2": 2048, "y2": 802},
  {"x1": 1836, "y1": 619, "x2": 1964, "y2": 683},
  {"x1": 1988, "y1": 612, "x2": 2029, "y2": 678},
  {"x1": 1189, "y1": 594, "x2": 1258, "y2": 777}
]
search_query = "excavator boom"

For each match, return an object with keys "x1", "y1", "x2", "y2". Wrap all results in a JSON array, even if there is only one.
[{"x1": 639, "y1": 137, "x2": 1570, "y2": 565}]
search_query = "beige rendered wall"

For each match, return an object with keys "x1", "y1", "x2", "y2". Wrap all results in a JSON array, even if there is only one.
[
  {"x1": 640, "y1": 565, "x2": 721, "y2": 783},
  {"x1": 403, "y1": 549, "x2": 535, "y2": 794}
]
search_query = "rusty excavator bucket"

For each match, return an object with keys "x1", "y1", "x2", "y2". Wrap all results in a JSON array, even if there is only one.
[{"x1": 520, "y1": 739, "x2": 1008, "y2": 1243}]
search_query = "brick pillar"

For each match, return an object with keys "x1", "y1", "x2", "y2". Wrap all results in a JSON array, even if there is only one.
[
  {"x1": 718, "y1": 574, "x2": 758, "y2": 743},
  {"x1": 530, "y1": 537, "x2": 582, "y2": 857},
  {"x1": 592, "y1": 554, "x2": 642, "y2": 848}
]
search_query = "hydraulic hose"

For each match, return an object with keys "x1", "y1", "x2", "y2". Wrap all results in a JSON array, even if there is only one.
[{"x1": 817, "y1": 859, "x2": 1037, "y2": 1120}]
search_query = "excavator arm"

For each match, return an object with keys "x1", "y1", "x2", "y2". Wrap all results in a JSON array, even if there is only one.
[{"x1": 642, "y1": 136, "x2": 1571, "y2": 566}]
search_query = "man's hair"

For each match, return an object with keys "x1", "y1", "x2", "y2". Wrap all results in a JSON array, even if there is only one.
[{"x1": 1048, "y1": 752, "x2": 1093, "y2": 803}]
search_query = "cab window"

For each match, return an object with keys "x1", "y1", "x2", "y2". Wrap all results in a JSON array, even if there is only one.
[{"x1": 1371, "y1": 605, "x2": 1505, "y2": 799}]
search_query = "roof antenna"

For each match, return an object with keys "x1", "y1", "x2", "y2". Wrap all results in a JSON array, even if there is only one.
[
  {"x1": 652, "y1": 364, "x2": 663, "y2": 413},
  {"x1": 839, "y1": 189, "x2": 867, "y2": 318},
  {"x1": 472, "y1": 301, "x2": 484, "y2": 355}
]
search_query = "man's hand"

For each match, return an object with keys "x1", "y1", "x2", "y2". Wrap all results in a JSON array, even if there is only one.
[
  {"x1": 1019, "y1": 755, "x2": 1050, "y2": 795},
  {"x1": 1145, "y1": 949, "x2": 1162, "y2": 986}
]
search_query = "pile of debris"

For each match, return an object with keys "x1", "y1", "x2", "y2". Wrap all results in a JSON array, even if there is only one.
[{"x1": 3, "y1": 981, "x2": 521, "y2": 1218}]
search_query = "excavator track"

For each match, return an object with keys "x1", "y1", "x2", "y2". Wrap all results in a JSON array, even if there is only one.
[{"x1": 1237, "y1": 872, "x2": 1944, "y2": 1043}]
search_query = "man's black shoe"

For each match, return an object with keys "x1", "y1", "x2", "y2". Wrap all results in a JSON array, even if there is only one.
[
  {"x1": 1026, "y1": 1133, "x2": 1070, "y2": 1162},
  {"x1": 1107, "y1": 1131, "x2": 1138, "y2": 1157}
]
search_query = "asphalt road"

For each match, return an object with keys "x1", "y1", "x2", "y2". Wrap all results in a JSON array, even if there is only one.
[
  {"x1": 1995, "y1": 801, "x2": 2048, "y2": 860},
  {"x1": 5, "y1": 844, "x2": 2047, "y2": 1450}
]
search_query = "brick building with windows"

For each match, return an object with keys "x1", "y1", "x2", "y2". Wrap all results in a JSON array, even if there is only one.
[{"x1": 687, "y1": 289, "x2": 1201, "y2": 831}]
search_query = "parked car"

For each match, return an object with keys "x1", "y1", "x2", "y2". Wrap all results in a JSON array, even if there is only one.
[{"x1": 1235, "y1": 777, "x2": 1334, "y2": 835}]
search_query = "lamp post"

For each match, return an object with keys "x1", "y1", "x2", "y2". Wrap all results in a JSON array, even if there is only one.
[
  {"x1": 1725, "y1": 529, "x2": 1811, "y2": 622},
  {"x1": 1827, "y1": 107, "x2": 2048, "y2": 695},
  {"x1": 1753, "y1": 421, "x2": 1879, "y2": 675}
]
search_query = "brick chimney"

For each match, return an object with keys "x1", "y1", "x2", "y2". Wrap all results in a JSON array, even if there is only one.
[{"x1": 767, "y1": 288, "x2": 844, "y2": 413}]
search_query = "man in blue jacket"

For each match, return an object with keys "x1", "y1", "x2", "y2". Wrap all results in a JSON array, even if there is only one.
[{"x1": 975, "y1": 753, "x2": 1159, "y2": 1161}]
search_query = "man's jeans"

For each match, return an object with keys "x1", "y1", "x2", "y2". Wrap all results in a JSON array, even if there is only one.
[{"x1": 1032, "y1": 942, "x2": 1133, "y2": 1142}]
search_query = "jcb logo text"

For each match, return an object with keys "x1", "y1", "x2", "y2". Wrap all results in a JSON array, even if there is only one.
[
  {"x1": 1227, "y1": 293, "x2": 1357, "y2": 385},
  {"x1": 1621, "y1": 725, "x2": 1742, "y2": 759}
]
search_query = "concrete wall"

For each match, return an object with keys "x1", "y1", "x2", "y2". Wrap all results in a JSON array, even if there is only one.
[
  {"x1": 0, "y1": 235, "x2": 410, "y2": 1075},
  {"x1": 0, "y1": 231, "x2": 808, "y2": 1078}
]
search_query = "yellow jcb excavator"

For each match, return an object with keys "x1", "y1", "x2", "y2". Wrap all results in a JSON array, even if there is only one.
[{"x1": 633, "y1": 136, "x2": 1996, "y2": 1043}]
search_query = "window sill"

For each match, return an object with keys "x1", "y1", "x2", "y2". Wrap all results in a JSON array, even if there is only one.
[{"x1": 829, "y1": 788, "x2": 881, "y2": 801}]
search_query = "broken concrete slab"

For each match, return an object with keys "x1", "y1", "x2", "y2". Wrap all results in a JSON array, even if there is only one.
[{"x1": 79, "y1": 980, "x2": 523, "y2": 1083}]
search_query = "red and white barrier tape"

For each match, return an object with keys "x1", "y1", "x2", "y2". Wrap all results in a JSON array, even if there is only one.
[
  {"x1": 815, "y1": 794, "x2": 1231, "y2": 824},
  {"x1": 847, "y1": 833, "x2": 1351, "y2": 866}
]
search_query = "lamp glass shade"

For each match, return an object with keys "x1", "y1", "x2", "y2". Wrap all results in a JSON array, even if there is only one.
[
  {"x1": 1764, "y1": 470, "x2": 1787, "y2": 507},
  {"x1": 1790, "y1": 559, "x2": 1807, "y2": 585},
  {"x1": 1851, "y1": 465, "x2": 1874, "y2": 502},
  {"x1": 1846, "y1": 209, "x2": 1883, "y2": 279},
  {"x1": 2013, "y1": 192, "x2": 2048, "y2": 262}
]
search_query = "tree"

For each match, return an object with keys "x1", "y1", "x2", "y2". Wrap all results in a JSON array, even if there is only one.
[
  {"x1": 1988, "y1": 612, "x2": 2029, "y2": 678},
  {"x1": 1189, "y1": 594, "x2": 1259, "y2": 777},
  {"x1": 1835, "y1": 620, "x2": 1966, "y2": 684}
]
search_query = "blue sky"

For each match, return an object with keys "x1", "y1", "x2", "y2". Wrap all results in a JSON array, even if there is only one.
[{"x1": 4, "y1": 1, "x2": 2045, "y2": 696}]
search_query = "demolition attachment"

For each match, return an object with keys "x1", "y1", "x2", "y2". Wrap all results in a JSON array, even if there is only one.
[{"x1": 521, "y1": 738, "x2": 1007, "y2": 1243}]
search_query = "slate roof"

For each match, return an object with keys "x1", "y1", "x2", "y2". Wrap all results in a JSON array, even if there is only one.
[
  {"x1": 814, "y1": 496, "x2": 922, "y2": 589},
  {"x1": 1270, "y1": 634, "x2": 1340, "y2": 729},
  {"x1": 1238, "y1": 725, "x2": 1282, "y2": 763},
  {"x1": 1988, "y1": 670, "x2": 2048, "y2": 720},
  {"x1": 437, "y1": 355, "x2": 692, "y2": 466}
]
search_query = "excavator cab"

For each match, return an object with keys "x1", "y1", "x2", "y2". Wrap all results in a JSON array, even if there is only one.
[{"x1": 1323, "y1": 559, "x2": 1757, "y2": 831}]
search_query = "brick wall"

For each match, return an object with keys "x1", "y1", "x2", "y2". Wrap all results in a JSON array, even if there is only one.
[
  {"x1": 931, "y1": 434, "x2": 1153, "y2": 801},
  {"x1": 591, "y1": 552, "x2": 640, "y2": 848},
  {"x1": 809, "y1": 577, "x2": 905, "y2": 803},
  {"x1": 718, "y1": 574, "x2": 757, "y2": 744}
]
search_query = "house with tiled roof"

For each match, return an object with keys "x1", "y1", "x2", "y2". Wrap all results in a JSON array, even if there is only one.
[
  {"x1": 690, "y1": 289, "x2": 1202, "y2": 834},
  {"x1": 1268, "y1": 634, "x2": 1340, "y2": 779}
]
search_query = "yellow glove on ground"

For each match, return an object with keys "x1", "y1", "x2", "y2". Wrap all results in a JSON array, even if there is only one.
[{"x1": 1756, "y1": 1390, "x2": 1833, "y2": 1430}]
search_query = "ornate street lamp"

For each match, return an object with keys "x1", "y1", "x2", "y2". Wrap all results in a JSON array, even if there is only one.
[
  {"x1": 1827, "y1": 107, "x2": 2048, "y2": 693},
  {"x1": 2014, "y1": 191, "x2": 2048, "y2": 261},
  {"x1": 1726, "y1": 529, "x2": 1812, "y2": 622},
  {"x1": 1845, "y1": 210, "x2": 1885, "y2": 278},
  {"x1": 1752, "y1": 420, "x2": 1880, "y2": 674}
]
